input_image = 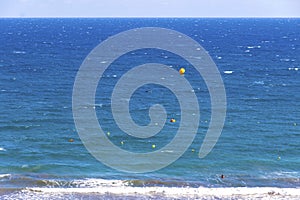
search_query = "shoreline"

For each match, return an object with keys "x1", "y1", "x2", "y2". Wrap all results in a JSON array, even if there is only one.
[{"x1": 12, "y1": 186, "x2": 300, "y2": 199}]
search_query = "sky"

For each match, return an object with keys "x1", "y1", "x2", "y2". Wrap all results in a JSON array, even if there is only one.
[{"x1": 0, "y1": 0, "x2": 299, "y2": 18}]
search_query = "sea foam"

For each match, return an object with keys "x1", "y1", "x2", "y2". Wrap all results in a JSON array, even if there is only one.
[{"x1": 24, "y1": 186, "x2": 300, "y2": 199}]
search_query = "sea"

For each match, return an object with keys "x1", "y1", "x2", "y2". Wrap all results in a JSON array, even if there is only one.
[{"x1": 0, "y1": 18, "x2": 299, "y2": 199}]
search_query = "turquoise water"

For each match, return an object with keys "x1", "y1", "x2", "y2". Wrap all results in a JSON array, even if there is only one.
[{"x1": 0, "y1": 18, "x2": 299, "y2": 199}]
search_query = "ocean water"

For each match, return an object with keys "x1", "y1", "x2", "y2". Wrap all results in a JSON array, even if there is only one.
[{"x1": 0, "y1": 18, "x2": 299, "y2": 199}]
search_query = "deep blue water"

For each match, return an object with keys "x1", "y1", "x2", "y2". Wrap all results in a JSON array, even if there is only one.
[{"x1": 0, "y1": 18, "x2": 299, "y2": 197}]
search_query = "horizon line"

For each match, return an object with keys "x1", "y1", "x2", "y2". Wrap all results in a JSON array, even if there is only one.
[{"x1": 0, "y1": 16, "x2": 300, "y2": 19}]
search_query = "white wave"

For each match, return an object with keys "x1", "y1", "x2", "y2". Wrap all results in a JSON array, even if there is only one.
[
  {"x1": 247, "y1": 45, "x2": 261, "y2": 49},
  {"x1": 280, "y1": 58, "x2": 291, "y2": 62},
  {"x1": 269, "y1": 171, "x2": 300, "y2": 178},
  {"x1": 288, "y1": 67, "x2": 299, "y2": 71},
  {"x1": 70, "y1": 178, "x2": 125, "y2": 188},
  {"x1": 223, "y1": 70, "x2": 233, "y2": 74},
  {"x1": 13, "y1": 50, "x2": 26, "y2": 54},
  {"x1": 0, "y1": 174, "x2": 10, "y2": 178},
  {"x1": 24, "y1": 186, "x2": 300, "y2": 199},
  {"x1": 160, "y1": 150, "x2": 174, "y2": 153},
  {"x1": 254, "y1": 81, "x2": 264, "y2": 85},
  {"x1": 94, "y1": 103, "x2": 103, "y2": 107},
  {"x1": 0, "y1": 147, "x2": 6, "y2": 151}
]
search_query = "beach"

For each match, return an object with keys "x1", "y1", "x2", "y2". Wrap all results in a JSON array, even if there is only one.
[{"x1": 0, "y1": 18, "x2": 299, "y2": 199}]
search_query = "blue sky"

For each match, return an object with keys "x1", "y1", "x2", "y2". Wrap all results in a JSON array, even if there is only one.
[{"x1": 0, "y1": 0, "x2": 299, "y2": 17}]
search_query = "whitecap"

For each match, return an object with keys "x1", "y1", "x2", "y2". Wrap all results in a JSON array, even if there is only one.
[
  {"x1": 271, "y1": 171, "x2": 299, "y2": 177},
  {"x1": 161, "y1": 150, "x2": 174, "y2": 153},
  {"x1": 280, "y1": 58, "x2": 290, "y2": 62},
  {"x1": 94, "y1": 103, "x2": 103, "y2": 108},
  {"x1": 0, "y1": 147, "x2": 6, "y2": 151},
  {"x1": 288, "y1": 67, "x2": 299, "y2": 71},
  {"x1": 71, "y1": 178, "x2": 125, "y2": 188},
  {"x1": 247, "y1": 46, "x2": 261, "y2": 49},
  {"x1": 0, "y1": 174, "x2": 10, "y2": 178},
  {"x1": 24, "y1": 186, "x2": 300, "y2": 199},
  {"x1": 193, "y1": 56, "x2": 202, "y2": 60},
  {"x1": 13, "y1": 50, "x2": 26, "y2": 54},
  {"x1": 254, "y1": 81, "x2": 264, "y2": 85},
  {"x1": 223, "y1": 70, "x2": 233, "y2": 74}
]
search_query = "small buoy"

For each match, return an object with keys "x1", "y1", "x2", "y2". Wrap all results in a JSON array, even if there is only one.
[
  {"x1": 179, "y1": 68, "x2": 185, "y2": 75},
  {"x1": 68, "y1": 139, "x2": 74, "y2": 142},
  {"x1": 121, "y1": 141, "x2": 124, "y2": 145},
  {"x1": 191, "y1": 149, "x2": 195, "y2": 152},
  {"x1": 107, "y1": 132, "x2": 110, "y2": 136},
  {"x1": 277, "y1": 156, "x2": 281, "y2": 160},
  {"x1": 152, "y1": 144, "x2": 156, "y2": 149},
  {"x1": 170, "y1": 118, "x2": 176, "y2": 123}
]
